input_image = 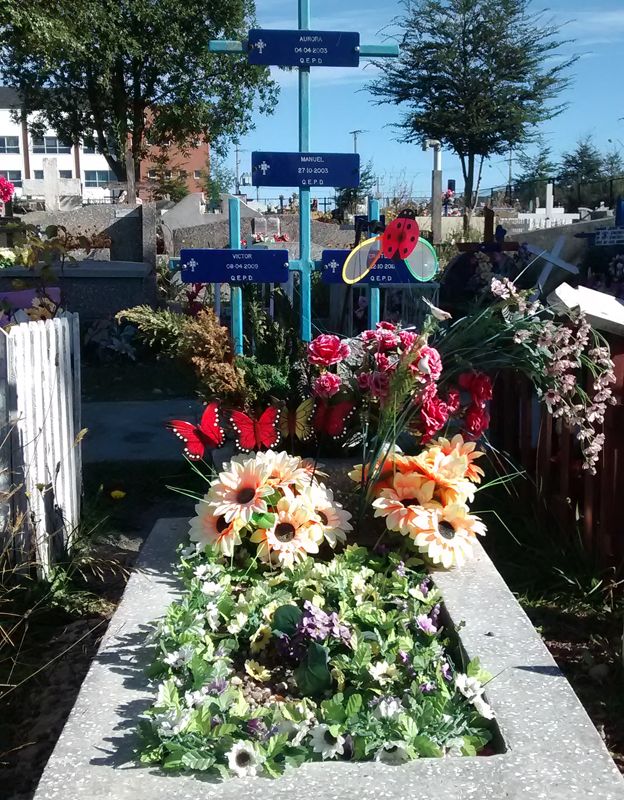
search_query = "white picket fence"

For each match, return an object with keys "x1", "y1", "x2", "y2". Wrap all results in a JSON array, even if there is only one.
[{"x1": 1, "y1": 313, "x2": 82, "y2": 574}]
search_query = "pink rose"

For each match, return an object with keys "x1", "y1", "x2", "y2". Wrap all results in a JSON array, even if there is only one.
[
  {"x1": 375, "y1": 329, "x2": 400, "y2": 352},
  {"x1": 307, "y1": 334, "x2": 350, "y2": 366},
  {"x1": 376, "y1": 321, "x2": 397, "y2": 331},
  {"x1": 464, "y1": 403, "x2": 490, "y2": 439},
  {"x1": 370, "y1": 371, "x2": 390, "y2": 399},
  {"x1": 361, "y1": 330, "x2": 378, "y2": 344},
  {"x1": 374, "y1": 352, "x2": 397, "y2": 373},
  {"x1": 357, "y1": 372, "x2": 372, "y2": 391},
  {"x1": 313, "y1": 372, "x2": 342, "y2": 399},
  {"x1": 414, "y1": 345, "x2": 443, "y2": 381},
  {"x1": 399, "y1": 330, "x2": 418, "y2": 352}
]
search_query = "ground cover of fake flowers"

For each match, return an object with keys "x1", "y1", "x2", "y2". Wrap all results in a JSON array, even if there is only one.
[{"x1": 138, "y1": 449, "x2": 495, "y2": 780}]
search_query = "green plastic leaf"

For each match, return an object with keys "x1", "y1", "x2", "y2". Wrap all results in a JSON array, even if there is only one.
[
  {"x1": 412, "y1": 735, "x2": 443, "y2": 758},
  {"x1": 272, "y1": 604, "x2": 303, "y2": 636},
  {"x1": 252, "y1": 511, "x2": 276, "y2": 529},
  {"x1": 345, "y1": 693, "x2": 362, "y2": 719},
  {"x1": 294, "y1": 642, "x2": 332, "y2": 695},
  {"x1": 321, "y1": 694, "x2": 346, "y2": 724}
]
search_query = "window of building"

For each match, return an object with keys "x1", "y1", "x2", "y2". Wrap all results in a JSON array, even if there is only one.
[
  {"x1": 84, "y1": 170, "x2": 115, "y2": 187},
  {"x1": 178, "y1": 169, "x2": 187, "y2": 179},
  {"x1": 34, "y1": 170, "x2": 44, "y2": 180},
  {"x1": 193, "y1": 170, "x2": 201, "y2": 180},
  {"x1": 0, "y1": 136, "x2": 19, "y2": 154},
  {"x1": 59, "y1": 170, "x2": 72, "y2": 179},
  {"x1": 0, "y1": 170, "x2": 22, "y2": 187},
  {"x1": 32, "y1": 136, "x2": 71, "y2": 154},
  {"x1": 165, "y1": 170, "x2": 172, "y2": 180},
  {"x1": 147, "y1": 169, "x2": 157, "y2": 179}
]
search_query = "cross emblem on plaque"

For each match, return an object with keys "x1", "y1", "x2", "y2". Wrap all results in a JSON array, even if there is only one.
[
  {"x1": 259, "y1": 161, "x2": 270, "y2": 176},
  {"x1": 255, "y1": 39, "x2": 266, "y2": 54},
  {"x1": 328, "y1": 259, "x2": 340, "y2": 274},
  {"x1": 186, "y1": 258, "x2": 198, "y2": 272}
]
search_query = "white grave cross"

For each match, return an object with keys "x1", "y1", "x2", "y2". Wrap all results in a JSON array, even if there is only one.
[{"x1": 525, "y1": 236, "x2": 579, "y2": 295}]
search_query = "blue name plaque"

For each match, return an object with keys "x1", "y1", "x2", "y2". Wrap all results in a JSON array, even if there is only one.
[
  {"x1": 252, "y1": 152, "x2": 360, "y2": 188},
  {"x1": 248, "y1": 29, "x2": 360, "y2": 68},
  {"x1": 321, "y1": 249, "x2": 418, "y2": 285},
  {"x1": 180, "y1": 248, "x2": 290, "y2": 284}
]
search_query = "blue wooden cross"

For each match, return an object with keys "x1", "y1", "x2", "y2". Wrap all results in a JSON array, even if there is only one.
[{"x1": 209, "y1": 0, "x2": 399, "y2": 344}]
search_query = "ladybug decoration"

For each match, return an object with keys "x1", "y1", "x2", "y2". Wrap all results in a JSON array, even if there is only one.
[{"x1": 381, "y1": 208, "x2": 420, "y2": 261}]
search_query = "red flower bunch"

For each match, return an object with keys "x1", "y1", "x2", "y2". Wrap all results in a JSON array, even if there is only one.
[
  {"x1": 0, "y1": 176, "x2": 15, "y2": 204},
  {"x1": 313, "y1": 372, "x2": 341, "y2": 398},
  {"x1": 459, "y1": 371, "x2": 493, "y2": 439}
]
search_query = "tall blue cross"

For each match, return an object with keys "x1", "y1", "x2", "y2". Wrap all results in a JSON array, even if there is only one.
[{"x1": 209, "y1": 0, "x2": 399, "y2": 343}]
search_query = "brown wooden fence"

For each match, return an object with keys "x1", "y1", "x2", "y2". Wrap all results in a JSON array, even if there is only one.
[{"x1": 489, "y1": 333, "x2": 624, "y2": 567}]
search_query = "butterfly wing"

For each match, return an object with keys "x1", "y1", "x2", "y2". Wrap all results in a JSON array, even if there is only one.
[
  {"x1": 167, "y1": 420, "x2": 205, "y2": 460},
  {"x1": 325, "y1": 401, "x2": 356, "y2": 439},
  {"x1": 197, "y1": 402, "x2": 225, "y2": 449},
  {"x1": 295, "y1": 397, "x2": 315, "y2": 441},
  {"x1": 230, "y1": 410, "x2": 258, "y2": 452},
  {"x1": 256, "y1": 406, "x2": 282, "y2": 450},
  {"x1": 342, "y1": 236, "x2": 382, "y2": 285}
]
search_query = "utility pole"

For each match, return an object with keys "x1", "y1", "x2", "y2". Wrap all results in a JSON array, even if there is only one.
[
  {"x1": 234, "y1": 144, "x2": 241, "y2": 195},
  {"x1": 349, "y1": 129, "x2": 368, "y2": 154}
]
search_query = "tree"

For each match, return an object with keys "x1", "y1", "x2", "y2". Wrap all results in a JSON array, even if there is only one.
[
  {"x1": 515, "y1": 139, "x2": 557, "y2": 207},
  {"x1": 203, "y1": 153, "x2": 235, "y2": 210},
  {"x1": 335, "y1": 161, "x2": 376, "y2": 216},
  {"x1": 1, "y1": 0, "x2": 277, "y2": 179},
  {"x1": 558, "y1": 136, "x2": 603, "y2": 185},
  {"x1": 602, "y1": 148, "x2": 624, "y2": 179},
  {"x1": 368, "y1": 0, "x2": 576, "y2": 230},
  {"x1": 146, "y1": 151, "x2": 189, "y2": 203}
]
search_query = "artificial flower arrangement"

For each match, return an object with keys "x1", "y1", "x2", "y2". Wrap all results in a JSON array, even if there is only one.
[
  {"x1": 0, "y1": 175, "x2": 15, "y2": 206},
  {"x1": 139, "y1": 450, "x2": 496, "y2": 778}
]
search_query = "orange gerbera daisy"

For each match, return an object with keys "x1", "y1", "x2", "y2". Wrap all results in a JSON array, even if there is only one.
[
  {"x1": 411, "y1": 504, "x2": 487, "y2": 569},
  {"x1": 412, "y1": 448, "x2": 476, "y2": 506},
  {"x1": 189, "y1": 502, "x2": 243, "y2": 556},
  {"x1": 427, "y1": 434, "x2": 486, "y2": 484},
  {"x1": 208, "y1": 458, "x2": 273, "y2": 523},
  {"x1": 349, "y1": 452, "x2": 419, "y2": 496},
  {"x1": 372, "y1": 472, "x2": 439, "y2": 535},
  {"x1": 250, "y1": 496, "x2": 322, "y2": 568}
]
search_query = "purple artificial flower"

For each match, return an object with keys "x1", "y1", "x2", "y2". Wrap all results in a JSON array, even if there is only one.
[
  {"x1": 430, "y1": 604, "x2": 441, "y2": 626},
  {"x1": 247, "y1": 718, "x2": 268, "y2": 738},
  {"x1": 416, "y1": 614, "x2": 438, "y2": 635},
  {"x1": 396, "y1": 561, "x2": 406, "y2": 577},
  {"x1": 207, "y1": 678, "x2": 227, "y2": 694},
  {"x1": 398, "y1": 650, "x2": 411, "y2": 666},
  {"x1": 419, "y1": 578, "x2": 431, "y2": 597},
  {"x1": 419, "y1": 681, "x2": 437, "y2": 695},
  {"x1": 441, "y1": 662, "x2": 453, "y2": 682}
]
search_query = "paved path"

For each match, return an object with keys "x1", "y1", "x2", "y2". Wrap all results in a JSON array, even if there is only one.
[{"x1": 82, "y1": 399, "x2": 203, "y2": 462}]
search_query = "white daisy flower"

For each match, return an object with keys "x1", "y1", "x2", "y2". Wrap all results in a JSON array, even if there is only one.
[
  {"x1": 308, "y1": 724, "x2": 345, "y2": 760},
  {"x1": 374, "y1": 697, "x2": 403, "y2": 720},
  {"x1": 375, "y1": 741, "x2": 410, "y2": 765},
  {"x1": 205, "y1": 602, "x2": 220, "y2": 631},
  {"x1": 201, "y1": 580, "x2": 223, "y2": 599},
  {"x1": 277, "y1": 718, "x2": 311, "y2": 746},
  {"x1": 472, "y1": 695, "x2": 495, "y2": 720},
  {"x1": 455, "y1": 673, "x2": 484, "y2": 702},
  {"x1": 163, "y1": 643, "x2": 195, "y2": 668},
  {"x1": 154, "y1": 707, "x2": 190, "y2": 737},
  {"x1": 227, "y1": 740, "x2": 261, "y2": 777},
  {"x1": 369, "y1": 660, "x2": 398, "y2": 686},
  {"x1": 227, "y1": 610, "x2": 249, "y2": 634}
]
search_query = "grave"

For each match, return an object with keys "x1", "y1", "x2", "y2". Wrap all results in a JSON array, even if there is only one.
[
  {"x1": 33, "y1": 517, "x2": 624, "y2": 799},
  {"x1": 22, "y1": 157, "x2": 82, "y2": 211}
]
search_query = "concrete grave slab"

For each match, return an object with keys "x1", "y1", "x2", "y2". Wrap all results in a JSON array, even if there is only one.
[{"x1": 34, "y1": 518, "x2": 624, "y2": 800}]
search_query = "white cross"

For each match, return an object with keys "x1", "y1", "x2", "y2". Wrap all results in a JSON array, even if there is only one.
[
  {"x1": 186, "y1": 258, "x2": 198, "y2": 272},
  {"x1": 327, "y1": 259, "x2": 340, "y2": 274},
  {"x1": 255, "y1": 39, "x2": 266, "y2": 54},
  {"x1": 259, "y1": 161, "x2": 270, "y2": 176},
  {"x1": 525, "y1": 236, "x2": 579, "y2": 296}
]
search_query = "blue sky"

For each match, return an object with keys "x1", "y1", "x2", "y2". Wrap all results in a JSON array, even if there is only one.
[{"x1": 233, "y1": 0, "x2": 624, "y2": 200}]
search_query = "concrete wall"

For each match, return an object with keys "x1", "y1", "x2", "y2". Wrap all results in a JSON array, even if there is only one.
[{"x1": 20, "y1": 204, "x2": 156, "y2": 265}]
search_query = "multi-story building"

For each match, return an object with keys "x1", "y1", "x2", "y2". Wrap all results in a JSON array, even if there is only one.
[{"x1": 0, "y1": 86, "x2": 209, "y2": 201}]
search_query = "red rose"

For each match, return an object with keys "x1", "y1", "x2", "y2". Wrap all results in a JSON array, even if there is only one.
[
  {"x1": 446, "y1": 387, "x2": 461, "y2": 414},
  {"x1": 420, "y1": 384, "x2": 449, "y2": 442},
  {"x1": 464, "y1": 403, "x2": 490, "y2": 439},
  {"x1": 374, "y1": 329, "x2": 401, "y2": 352},
  {"x1": 313, "y1": 373, "x2": 342, "y2": 399},
  {"x1": 376, "y1": 321, "x2": 397, "y2": 331},
  {"x1": 459, "y1": 371, "x2": 493, "y2": 403},
  {"x1": 307, "y1": 334, "x2": 350, "y2": 366},
  {"x1": 417, "y1": 345, "x2": 443, "y2": 381},
  {"x1": 361, "y1": 330, "x2": 378, "y2": 344},
  {"x1": 374, "y1": 352, "x2": 397, "y2": 373},
  {"x1": 357, "y1": 372, "x2": 372, "y2": 391}
]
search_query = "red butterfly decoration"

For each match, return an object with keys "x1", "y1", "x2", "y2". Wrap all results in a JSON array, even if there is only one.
[
  {"x1": 312, "y1": 400, "x2": 356, "y2": 439},
  {"x1": 230, "y1": 406, "x2": 282, "y2": 453},
  {"x1": 382, "y1": 208, "x2": 420, "y2": 261},
  {"x1": 167, "y1": 402, "x2": 225, "y2": 460}
]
